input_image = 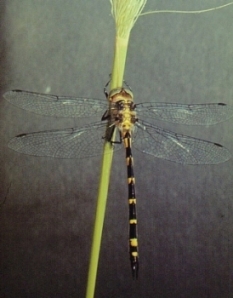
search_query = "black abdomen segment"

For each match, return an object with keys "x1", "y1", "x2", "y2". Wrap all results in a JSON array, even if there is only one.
[{"x1": 124, "y1": 131, "x2": 139, "y2": 279}]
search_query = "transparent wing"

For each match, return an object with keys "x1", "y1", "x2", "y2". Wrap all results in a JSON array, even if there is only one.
[
  {"x1": 133, "y1": 120, "x2": 231, "y2": 164},
  {"x1": 8, "y1": 122, "x2": 121, "y2": 158},
  {"x1": 136, "y1": 102, "x2": 233, "y2": 125},
  {"x1": 4, "y1": 90, "x2": 107, "y2": 117}
]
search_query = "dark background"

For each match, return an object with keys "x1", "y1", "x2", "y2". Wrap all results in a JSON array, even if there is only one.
[{"x1": 0, "y1": 1, "x2": 233, "y2": 297}]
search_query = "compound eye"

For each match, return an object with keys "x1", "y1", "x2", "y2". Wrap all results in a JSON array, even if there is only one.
[
  {"x1": 118, "y1": 102, "x2": 124, "y2": 110},
  {"x1": 130, "y1": 103, "x2": 135, "y2": 110}
]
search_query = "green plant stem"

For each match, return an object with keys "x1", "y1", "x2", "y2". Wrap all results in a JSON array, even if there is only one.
[
  {"x1": 85, "y1": 1, "x2": 146, "y2": 296},
  {"x1": 85, "y1": 34, "x2": 129, "y2": 298}
]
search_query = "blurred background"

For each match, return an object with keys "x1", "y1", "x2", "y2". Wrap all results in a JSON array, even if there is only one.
[{"x1": 0, "y1": 1, "x2": 233, "y2": 297}]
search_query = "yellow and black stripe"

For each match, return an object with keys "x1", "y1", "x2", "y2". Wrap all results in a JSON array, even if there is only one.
[{"x1": 124, "y1": 131, "x2": 139, "y2": 279}]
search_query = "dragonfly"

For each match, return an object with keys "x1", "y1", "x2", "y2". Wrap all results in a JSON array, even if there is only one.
[{"x1": 3, "y1": 82, "x2": 233, "y2": 279}]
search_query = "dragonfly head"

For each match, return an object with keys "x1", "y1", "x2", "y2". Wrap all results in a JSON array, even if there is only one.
[{"x1": 109, "y1": 87, "x2": 134, "y2": 104}]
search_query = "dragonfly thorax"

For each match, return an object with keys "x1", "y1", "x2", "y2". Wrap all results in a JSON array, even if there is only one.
[{"x1": 109, "y1": 88, "x2": 137, "y2": 134}]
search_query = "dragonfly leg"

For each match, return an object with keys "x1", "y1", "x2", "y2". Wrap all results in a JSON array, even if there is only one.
[
  {"x1": 123, "y1": 80, "x2": 132, "y2": 91},
  {"x1": 102, "y1": 125, "x2": 122, "y2": 145},
  {"x1": 101, "y1": 110, "x2": 110, "y2": 121},
  {"x1": 110, "y1": 130, "x2": 122, "y2": 144},
  {"x1": 104, "y1": 78, "x2": 111, "y2": 98}
]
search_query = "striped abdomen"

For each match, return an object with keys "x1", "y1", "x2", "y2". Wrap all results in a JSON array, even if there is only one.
[{"x1": 123, "y1": 131, "x2": 139, "y2": 279}]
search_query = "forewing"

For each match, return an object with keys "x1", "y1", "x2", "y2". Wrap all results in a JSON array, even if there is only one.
[
  {"x1": 8, "y1": 122, "x2": 120, "y2": 158},
  {"x1": 136, "y1": 102, "x2": 233, "y2": 125},
  {"x1": 4, "y1": 90, "x2": 106, "y2": 118},
  {"x1": 133, "y1": 120, "x2": 231, "y2": 164}
]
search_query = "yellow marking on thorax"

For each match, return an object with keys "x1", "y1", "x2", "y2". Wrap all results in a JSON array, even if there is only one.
[
  {"x1": 109, "y1": 88, "x2": 137, "y2": 134},
  {"x1": 121, "y1": 113, "x2": 135, "y2": 134}
]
